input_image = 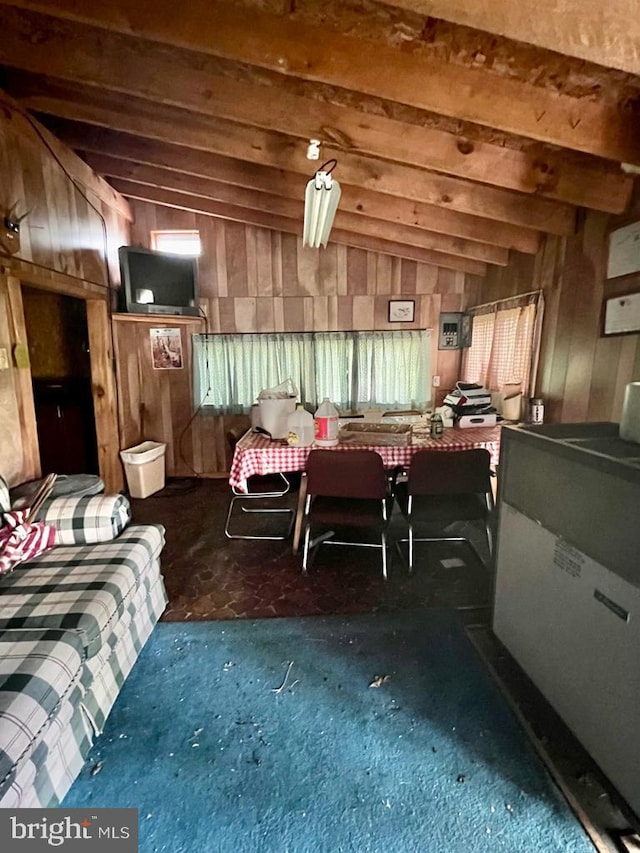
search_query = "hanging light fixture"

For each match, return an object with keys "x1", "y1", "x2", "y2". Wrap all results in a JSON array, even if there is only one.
[{"x1": 302, "y1": 159, "x2": 341, "y2": 249}]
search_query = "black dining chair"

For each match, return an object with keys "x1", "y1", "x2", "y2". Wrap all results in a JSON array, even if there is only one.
[
  {"x1": 395, "y1": 448, "x2": 494, "y2": 572},
  {"x1": 300, "y1": 449, "x2": 395, "y2": 578},
  {"x1": 224, "y1": 427, "x2": 295, "y2": 540}
]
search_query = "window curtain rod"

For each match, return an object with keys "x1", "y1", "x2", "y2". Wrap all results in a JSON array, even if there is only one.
[{"x1": 467, "y1": 289, "x2": 542, "y2": 315}]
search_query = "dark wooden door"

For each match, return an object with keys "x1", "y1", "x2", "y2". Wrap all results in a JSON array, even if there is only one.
[{"x1": 33, "y1": 377, "x2": 99, "y2": 475}]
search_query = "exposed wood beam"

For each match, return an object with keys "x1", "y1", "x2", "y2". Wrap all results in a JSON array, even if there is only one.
[
  {"x1": 0, "y1": 10, "x2": 630, "y2": 213},
  {"x1": 20, "y1": 87, "x2": 576, "y2": 235},
  {"x1": 108, "y1": 178, "x2": 488, "y2": 275},
  {"x1": 380, "y1": 1, "x2": 640, "y2": 76},
  {"x1": 82, "y1": 146, "x2": 540, "y2": 254},
  {"x1": 87, "y1": 156, "x2": 508, "y2": 264},
  {"x1": 3, "y1": 0, "x2": 639, "y2": 163}
]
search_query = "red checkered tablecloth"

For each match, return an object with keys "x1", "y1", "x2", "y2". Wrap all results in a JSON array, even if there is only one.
[{"x1": 229, "y1": 426, "x2": 502, "y2": 491}]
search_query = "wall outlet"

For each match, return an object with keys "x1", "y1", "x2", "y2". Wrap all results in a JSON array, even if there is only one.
[
  {"x1": 432, "y1": 375, "x2": 440, "y2": 387},
  {"x1": 0, "y1": 347, "x2": 8, "y2": 370}
]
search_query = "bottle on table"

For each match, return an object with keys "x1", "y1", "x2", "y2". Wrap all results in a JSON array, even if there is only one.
[
  {"x1": 314, "y1": 397, "x2": 339, "y2": 446},
  {"x1": 287, "y1": 405, "x2": 315, "y2": 447},
  {"x1": 528, "y1": 397, "x2": 545, "y2": 425},
  {"x1": 430, "y1": 411, "x2": 444, "y2": 438}
]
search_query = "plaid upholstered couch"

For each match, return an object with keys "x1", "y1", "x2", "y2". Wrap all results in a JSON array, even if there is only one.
[{"x1": 0, "y1": 484, "x2": 167, "y2": 807}]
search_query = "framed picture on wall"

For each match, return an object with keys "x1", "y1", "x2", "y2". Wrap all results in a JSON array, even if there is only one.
[
  {"x1": 388, "y1": 300, "x2": 415, "y2": 323},
  {"x1": 602, "y1": 290, "x2": 640, "y2": 336},
  {"x1": 607, "y1": 221, "x2": 640, "y2": 279},
  {"x1": 150, "y1": 327, "x2": 184, "y2": 369}
]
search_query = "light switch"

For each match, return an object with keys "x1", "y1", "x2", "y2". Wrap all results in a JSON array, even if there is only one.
[
  {"x1": 432, "y1": 375, "x2": 440, "y2": 387},
  {"x1": 0, "y1": 347, "x2": 9, "y2": 370}
]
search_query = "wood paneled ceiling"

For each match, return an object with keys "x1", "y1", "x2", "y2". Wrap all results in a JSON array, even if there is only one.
[{"x1": 0, "y1": 0, "x2": 638, "y2": 276}]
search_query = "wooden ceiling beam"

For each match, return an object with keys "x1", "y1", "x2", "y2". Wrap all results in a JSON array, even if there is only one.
[
  {"x1": 84, "y1": 155, "x2": 508, "y2": 264},
  {"x1": 0, "y1": 9, "x2": 630, "y2": 213},
  {"x1": 80, "y1": 142, "x2": 540, "y2": 253},
  {"x1": 108, "y1": 178, "x2": 487, "y2": 275},
  {"x1": 17, "y1": 86, "x2": 576, "y2": 235},
  {"x1": 2, "y1": 0, "x2": 639, "y2": 163},
  {"x1": 379, "y1": 1, "x2": 640, "y2": 76}
]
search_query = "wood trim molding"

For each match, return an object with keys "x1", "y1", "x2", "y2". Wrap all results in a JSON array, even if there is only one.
[
  {"x1": 86, "y1": 299, "x2": 124, "y2": 492},
  {"x1": 5, "y1": 274, "x2": 40, "y2": 481},
  {"x1": 1, "y1": 258, "x2": 112, "y2": 298}
]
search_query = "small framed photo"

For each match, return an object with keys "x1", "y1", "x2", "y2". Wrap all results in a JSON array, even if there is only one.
[
  {"x1": 388, "y1": 299, "x2": 415, "y2": 323},
  {"x1": 150, "y1": 327, "x2": 184, "y2": 369}
]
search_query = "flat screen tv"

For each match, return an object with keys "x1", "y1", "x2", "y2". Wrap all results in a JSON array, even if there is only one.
[{"x1": 118, "y1": 245, "x2": 199, "y2": 317}]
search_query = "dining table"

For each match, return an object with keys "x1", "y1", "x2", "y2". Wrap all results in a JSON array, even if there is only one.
[{"x1": 228, "y1": 423, "x2": 502, "y2": 554}]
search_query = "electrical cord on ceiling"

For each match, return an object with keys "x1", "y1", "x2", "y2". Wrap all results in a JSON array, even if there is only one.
[{"x1": 314, "y1": 158, "x2": 337, "y2": 177}]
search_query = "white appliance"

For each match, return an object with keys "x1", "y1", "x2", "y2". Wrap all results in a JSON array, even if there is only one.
[
  {"x1": 257, "y1": 397, "x2": 296, "y2": 439},
  {"x1": 493, "y1": 424, "x2": 640, "y2": 820}
]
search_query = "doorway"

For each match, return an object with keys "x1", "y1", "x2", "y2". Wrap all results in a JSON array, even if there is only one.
[{"x1": 22, "y1": 286, "x2": 99, "y2": 475}]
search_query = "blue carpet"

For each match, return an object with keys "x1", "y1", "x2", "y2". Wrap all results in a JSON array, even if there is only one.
[{"x1": 65, "y1": 612, "x2": 593, "y2": 853}]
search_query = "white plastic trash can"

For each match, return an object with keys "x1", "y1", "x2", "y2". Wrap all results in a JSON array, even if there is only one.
[{"x1": 120, "y1": 441, "x2": 166, "y2": 498}]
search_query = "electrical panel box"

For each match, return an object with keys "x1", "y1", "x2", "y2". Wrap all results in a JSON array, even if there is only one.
[{"x1": 438, "y1": 312, "x2": 472, "y2": 350}]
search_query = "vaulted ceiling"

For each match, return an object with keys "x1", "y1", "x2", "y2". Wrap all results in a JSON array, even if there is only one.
[{"x1": 1, "y1": 0, "x2": 639, "y2": 277}]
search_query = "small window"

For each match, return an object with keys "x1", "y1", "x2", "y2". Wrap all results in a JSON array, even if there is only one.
[{"x1": 150, "y1": 230, "x2": 201, "y2": 256}]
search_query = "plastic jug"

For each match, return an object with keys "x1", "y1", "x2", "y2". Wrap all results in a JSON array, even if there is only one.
[
  {"x1": 314, "y1": 397, "x2": 339, "y2": 447},
  {"x1": 286, "y1": 405, "x2": 315, "y2": 447}
]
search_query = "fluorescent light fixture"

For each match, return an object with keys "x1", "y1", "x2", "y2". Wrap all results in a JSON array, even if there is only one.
[{"x1": 303, "y1": 160, "x2": 341, "y2": 248}]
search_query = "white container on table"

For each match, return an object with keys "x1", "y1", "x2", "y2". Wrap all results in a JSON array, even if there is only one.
[
  {"x1": 287, "y1": 405, "x2": 315, "y2": 447},
  {"x1": 258, "y1": 396, "x2": 296, "y2": 439}
]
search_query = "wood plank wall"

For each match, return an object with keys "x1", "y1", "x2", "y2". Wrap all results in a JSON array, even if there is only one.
[
  {"x1": 125, "y1": 200, "x2": 483, "y2": 475},
  {"x1": 0, "y1": 100, "x2": 130, "y2": 486},
  {"x1": 0, "y1": 106, "x2": 129, "y2": 289},
  {"x1": 480, "y1": 205, "x2": 640, "y2": 424}
]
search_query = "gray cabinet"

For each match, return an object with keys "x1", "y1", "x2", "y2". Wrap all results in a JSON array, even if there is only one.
[{"x1": 493, "y1": 424, "x2": 640, "y2": 820}]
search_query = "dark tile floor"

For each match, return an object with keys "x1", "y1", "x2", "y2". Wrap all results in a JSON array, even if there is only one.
[
  {"x1": 130, "y1": 476, "x2": 639, "y2": 851},
  {"x1": 129, "y1": 477, "x2": 493, "y2": 623}
]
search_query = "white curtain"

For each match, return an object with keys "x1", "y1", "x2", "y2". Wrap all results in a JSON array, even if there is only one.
[
  {"x1": 462, "y1": 293, "x2": 542, "y2": 394},
  {"x1": 193, "y1": 330, "x2": 431, "y2": 414}
]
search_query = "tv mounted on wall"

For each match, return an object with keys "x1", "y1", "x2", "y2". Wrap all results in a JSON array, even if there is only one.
[{"x1": 118, "y1": 245, "x2": 199, "y2": 317}]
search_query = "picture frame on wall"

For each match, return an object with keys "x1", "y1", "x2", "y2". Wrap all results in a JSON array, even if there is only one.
[
  {"x1": 150, "y1": 327, "x2": 184, "y2": 369},
  {"x1": 606, "y1": 221, "x2": 640, "y2": 279},
  {"x1": 388, "y1": 299, "x2": 415, "y2": 323},
  {"x1": 602, "y1": 289, "x2": 640, "y2": 336}
]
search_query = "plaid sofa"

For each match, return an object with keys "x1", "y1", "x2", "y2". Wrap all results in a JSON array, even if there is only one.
[{"x1": 0, "y1": 490, "x2": 167, "y2": 807}]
